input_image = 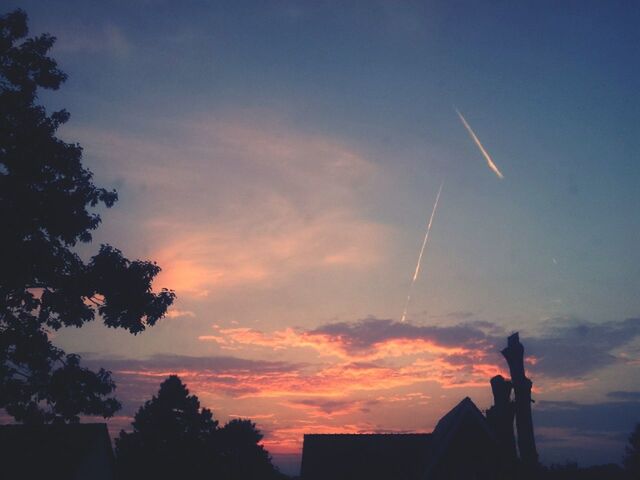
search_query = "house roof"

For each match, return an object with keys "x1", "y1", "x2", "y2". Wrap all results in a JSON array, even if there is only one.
[
  {"x1": 300, "y1": 397, "x2": 498, "y2": 480},
  {"x1": 424, "y1": 397, "x2": 497, "y2": 477},
  {"x1": 0, "y1": 423, "x2": 115, "y2": 479},
  {"x1": 429, "y1": 396, "x2": 495, "y2": 451},
  {"x1": 300, "y1": 433, "x2": 433, "y2": 480}
]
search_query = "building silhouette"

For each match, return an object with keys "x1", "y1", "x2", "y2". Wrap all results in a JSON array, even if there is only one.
[
  {"x1": 300, "y1": 333, "x2": 537, "y2": 480},
  {"x1": 0, "y1": 423, "x2": 115, "y2": 480}
]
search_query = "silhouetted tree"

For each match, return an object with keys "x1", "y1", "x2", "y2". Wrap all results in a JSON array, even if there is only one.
[
  {"x1": 624, "y1": 423, "x2": 640, "y2": 478},
  {"x1": 117, "y1": 376, "x2": 285, "y2": 480},
  {"x1": 220, "y1": 418, "x2": 283, "y2": 480},
  {"x1": 0, "y1": 9, "x2": 174, "y2": 424},
  {"x1": 116, "y1": 376, "x2": 222, "y2": 480}
]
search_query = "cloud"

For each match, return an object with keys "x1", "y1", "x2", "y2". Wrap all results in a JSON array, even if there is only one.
[
  {"x1": 200, "y1": 317, "x2": 505, "y2": 363},
  {"x1": 535, "y1": 426, "x2": 629, "y2": 466},
  {"x1": 165, "y1": 308, "x2": 196, "y2": 319},
  {"x1": 526, "y1": 318, "x2": 640, "y2": 377},
  {"x1": 64, "y1": 114, "x2": 390, "y2": 298},
  {"x1": 607, "y1": 391, "x2": 640, "y2": 401},
  {"x1": 283, "y1": 398, "x2": 374, "y2": 417},
  {"x1": 97, "y1": 353, "x2": 295, "y2": 373},
  {"x1": 533, "y1": 399, "x2": 640, "y2": 465},
  {"x1": 86, "y1": 348, "x2": 498, "y2": 414},
  {"x1": 431, "y1": 311, "x2": 477, "y2": 321},
  {"x1": 535, "y1": 400, "x2": 640, "y2": 433},
  {"x1": 84, "y1": 354, "x2": 301, "y2": 415},
  {"x1": 81, "y1": 316, "x2": 640, "y2": 466},
  {"x1": 112, "y1": 357, "x2": 467, "y2": 398},
  {"x1": 200, "y1": 317, "x2": 640, "y2": 382},
  {"x1": 310, "y1": 318, "x2": 499, "y2": 352},
  {"x1": 151, "y1": 211, "x2": 387, "y2": 297},
  {"x1": 87, "y1": 352, "x2": 485, "y2": 455},
  {"x1": 55, "y1": 24, "x2": 132, "y2": 58}
]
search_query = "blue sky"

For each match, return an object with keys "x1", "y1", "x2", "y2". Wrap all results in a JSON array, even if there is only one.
[{"x1": 9, "y1": 0, "x2": 640, "y2": 472}]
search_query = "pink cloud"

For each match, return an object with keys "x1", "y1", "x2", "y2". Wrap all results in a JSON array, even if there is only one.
[
  {"x1": 165, "y1": 308, "x2": 196, "y2": 319},
  {"x1": 64, "y1": 113, "x2": 391, "y2": 299},
  {"x1": 198, "y1": 318, "x2": 503, "y2": 364}
]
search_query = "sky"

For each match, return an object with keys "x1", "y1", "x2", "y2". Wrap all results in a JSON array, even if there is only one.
[{"x1": 9, "y1": 0, "x2": 640, "y2": 473}]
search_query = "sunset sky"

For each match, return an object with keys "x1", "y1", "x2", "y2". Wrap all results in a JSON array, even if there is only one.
[{"x1": 12, "y1": 0, "x2": 640, "y2": 473}]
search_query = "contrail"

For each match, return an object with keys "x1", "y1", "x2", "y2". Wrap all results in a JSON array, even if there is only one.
[
  {"x1": 455, "y1": 108, "x2": 504, "y2": 179},
  {"x1": 401, "y1": 180, "x2": 444, "y2": 323}
]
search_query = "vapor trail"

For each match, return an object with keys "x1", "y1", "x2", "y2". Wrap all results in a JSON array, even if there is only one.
[
  {"x1": 455, "y1": 108, "x2": 504, "y2": 179},
  {"x1": 401, "y1": 181, "x2": 444, "y2": 323}
]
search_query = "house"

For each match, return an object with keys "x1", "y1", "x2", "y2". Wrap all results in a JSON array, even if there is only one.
[
  {"x1": 300, "y1": 333, "x2": 536, "y2": 480},
  {"x1": 301, "y1": 397, "x2": 505, "y2": 480},
  {"x1": 0, "y1": 423, "x2": 116, "y2": 480},
  {"x1": 300, "y1": 432, "x2": 432, "y2": 480}
]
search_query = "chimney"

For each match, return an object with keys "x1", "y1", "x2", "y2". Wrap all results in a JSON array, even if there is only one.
[
  {"x1": 487, "y1": 374, "x2": 517, "y2": 462},
  {"x1": 501, "y1": 333, "x2": 538, "y2": 471}
]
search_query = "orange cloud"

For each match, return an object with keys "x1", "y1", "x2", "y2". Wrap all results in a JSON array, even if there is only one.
[
  {"x1": 114, "y1": 354, "x2": 494, "y2": 401},
  {"x1": 281, "y1": 398, "x2": 370, "y2": 418},
  {"x1": 165, "y1": 308, "x2": 196, "y2": 318},
  {"x1": 153, "y1": 211, "x2": 387, "y2": 298},
  {"x1": 200, "y1": 325, "x2": 476, "y2": 362}
]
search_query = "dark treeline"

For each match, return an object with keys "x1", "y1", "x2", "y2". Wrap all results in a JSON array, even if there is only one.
[
  {"x1": 541, "y1": 463, "x2": 627, "y2": 480},
  {"x1": 538, "y1": 423, "x2": 640, "y2": 480},
  {"x1": 116, "y1": 375, "x2": 286, "y2": 480}
]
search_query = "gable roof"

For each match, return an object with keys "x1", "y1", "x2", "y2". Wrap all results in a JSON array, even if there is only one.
[
  {"x1": 301, "y1": 433, "x2": 432, "y2": 480},
  {"x1": 300, "y1": 397, "x2": 498, "y2": 480},
  {"x1": 430, "y1": 397, "x2": 494, "y2": 447},
  {"x1": 424, "y1": 397, "x2": 498, "y2": 477},
  {"x1": 0, "y1": 423, "x2": 115, "y2": 479}
]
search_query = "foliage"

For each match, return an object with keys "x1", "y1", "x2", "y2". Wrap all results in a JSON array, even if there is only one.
[
  {"x1": 0, "y1": 9, "x2": 174, "y2": 424},
  {"x1": 220, "y1": 418, "x2": 283, "y2": 480},
  {"x1": 116, "y1": 376, "x2": 220, "y2": 479},
  {"x1": 116, "y1": 376, "x2": 285, "y2": 480},
  {"x1": 624, "y1": 423, "x2": 640, "y2": 477}
]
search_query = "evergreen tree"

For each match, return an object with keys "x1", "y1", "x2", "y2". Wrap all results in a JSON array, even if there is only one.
[
  {"x1": 116, "y1": 376, "x2": 222, "y2": 480},
  {"x1": 117, "y1": 376, "x2": 286, "y2": 480}
]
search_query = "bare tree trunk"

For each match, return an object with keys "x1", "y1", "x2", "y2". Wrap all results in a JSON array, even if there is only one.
[{"x1": 501, "y1": 333, "x2": 539, "y2": 474}]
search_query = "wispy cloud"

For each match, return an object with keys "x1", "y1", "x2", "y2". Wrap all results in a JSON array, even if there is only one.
[
  {"x1": 199, "y1": 317, "x2": 504, "y2": 363},
  {"x1": 108, "y1": 354, "x2": 490, "y2": 399},
  {"x1": 165, "y1": 308, "x2": 196, "y2": 319},
  {"x1": 282, "y1": 398, "x2": 376, "y2": 417},
  {"x1": 55, "y1": 24, "x2": 132, "y2": 58},
  {"x1": 607, "y1": 390, "x2": 640, "y2": 401},
  {"x1": 526, "y1": 318, "x2": 640, "y2": 377},
  {"x1": 151, "y1": 210, "x2": 387, "y2": 297},
  {"x1": 199, "y1": 316, "x2": 640, "y2": 380},
  {"x1": 64, "y1": 114, "x2": 390, "y2": 298}
]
